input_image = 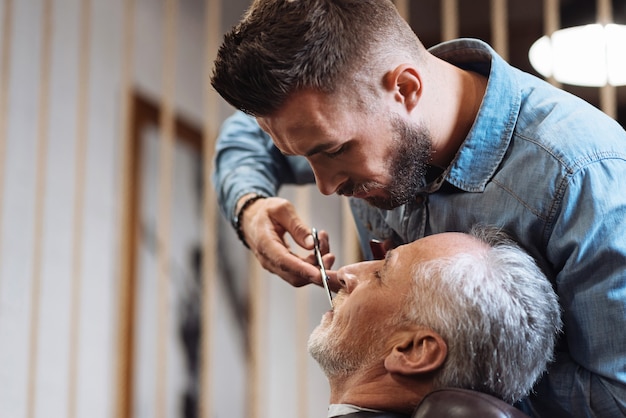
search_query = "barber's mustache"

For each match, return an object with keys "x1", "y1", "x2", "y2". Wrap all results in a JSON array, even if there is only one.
[
  {"x1": 337, "y1": 181, "x2": 358, "y2": 196},
  {"x1": 338, "y1": 181, "x2": 379, "y2": 197}
]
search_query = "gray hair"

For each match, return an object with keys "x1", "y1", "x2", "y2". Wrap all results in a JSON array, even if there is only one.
[{"x1": 400, "y1": 226, "x2": 562, "y2": 403}]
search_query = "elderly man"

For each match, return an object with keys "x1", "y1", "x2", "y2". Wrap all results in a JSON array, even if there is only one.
[{"x1": 308, "y1": 226, "x2": 562, "y2": 417}]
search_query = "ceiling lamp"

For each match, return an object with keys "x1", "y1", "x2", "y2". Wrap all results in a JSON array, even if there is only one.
[{"x1": 529, "y1": 23, "x2": 626, "y2": 87}]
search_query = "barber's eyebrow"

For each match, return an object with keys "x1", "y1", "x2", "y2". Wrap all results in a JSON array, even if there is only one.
[{"x1": 275, "y1": 140, "x2": 334, "y2": 157}]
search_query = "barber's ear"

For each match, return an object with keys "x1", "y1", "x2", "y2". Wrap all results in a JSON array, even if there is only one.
[
  {"x1": 383, "y1": 329, "x2": 447, "y2": 376},
  {"x1": 383, "y1": 64, "x2": 421, "y2": 112}
]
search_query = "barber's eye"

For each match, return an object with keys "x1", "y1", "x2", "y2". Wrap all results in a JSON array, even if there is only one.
[
  {"x1": 326, "y1": 145, "x2": 346, "y2": 158},
  {"x1": 374, "y1": 270, "x2": 382, "y2": 280}
]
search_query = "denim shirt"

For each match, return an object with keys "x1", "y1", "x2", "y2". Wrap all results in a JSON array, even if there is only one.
[{"x1": 213, "y1": 39, "x2": 626, "y2": 416}]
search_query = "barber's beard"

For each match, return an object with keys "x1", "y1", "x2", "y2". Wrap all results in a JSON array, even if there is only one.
[{"x1": 341, "y1": 116, "x2": 432, "y2": 210}]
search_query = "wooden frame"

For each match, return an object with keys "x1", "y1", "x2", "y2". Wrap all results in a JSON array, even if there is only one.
[{"x1": 116, "y1": 91, "x2": 202, "y2": 418}]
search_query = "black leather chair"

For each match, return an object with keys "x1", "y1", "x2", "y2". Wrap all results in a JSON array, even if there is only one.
[{"x1": 412, "y1": 388, "x2": 529, "y2": 418}]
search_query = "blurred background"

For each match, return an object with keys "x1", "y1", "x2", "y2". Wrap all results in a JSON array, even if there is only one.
[{"x1": 0, "y1": 1, "x2": 624, "y2": 418}]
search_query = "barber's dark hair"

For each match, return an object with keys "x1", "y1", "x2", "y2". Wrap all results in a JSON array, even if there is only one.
[{"x1": 210, "y1": 0, "x2": 423, "y2": 116}]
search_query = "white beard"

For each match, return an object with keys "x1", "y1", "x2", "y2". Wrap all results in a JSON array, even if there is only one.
[{"x1": 307, "y1": 305, "x2": 391, "y2": 378}]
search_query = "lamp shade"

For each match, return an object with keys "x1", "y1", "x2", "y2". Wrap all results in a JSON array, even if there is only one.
[{"x1": 529, "y1": 23, "x2": 626, "y2": 87}]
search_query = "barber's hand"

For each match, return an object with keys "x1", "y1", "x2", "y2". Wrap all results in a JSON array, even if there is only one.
[{"x1": 239, "y1": 196, "x2": 336, "y2": 287}]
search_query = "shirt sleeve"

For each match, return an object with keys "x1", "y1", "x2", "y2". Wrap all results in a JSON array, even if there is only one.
[
  {"x1": 212, "y1": 110, "x2": 314, "y2": 224},
  {"x1": 527, "y1": 156, "x2": 626, "y2": 416}
]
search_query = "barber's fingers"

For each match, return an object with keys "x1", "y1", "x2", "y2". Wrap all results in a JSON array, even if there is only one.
[
  {"x1": 243, "y1": 197, "x2": 335, "y2": 287},
  {"x1": 314, "y1": 228, "x2": 331, "y2": 255},
  {"x1": 256, "y1": 238, "x2": 332, "y2": 287},
  {"x1": 266, "y1": 200, "x2": 320, "y2": 250},
  {"x1": 301, "y1": 247, "x2": 336, "y2": 282}
]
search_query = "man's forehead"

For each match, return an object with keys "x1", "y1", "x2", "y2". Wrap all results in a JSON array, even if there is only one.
[{"x1": 396, "y1": 232, "x2": 485, "y2": 263}]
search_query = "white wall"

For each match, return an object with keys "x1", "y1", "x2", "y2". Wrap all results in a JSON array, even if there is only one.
[
  {"x1": 0, "y1": 0, "x2": 347, "y2": 417},
  {"x1": 0, "y1": 0, "x2": 123, "y2": 417}
]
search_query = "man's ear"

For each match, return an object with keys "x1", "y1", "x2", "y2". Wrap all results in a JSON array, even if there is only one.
[
  {"x1": 383, "y1": 328, "x2": 447, "y2": 376},
  {"x1": 382, "y1": 64, "x2": 421, "y2": 112}
]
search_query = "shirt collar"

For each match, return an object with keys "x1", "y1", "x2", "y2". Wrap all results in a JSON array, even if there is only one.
[
  {"x1": 328, "y1": 404, "x2": 385, "y2": 417},
  {"x1": 428, "y1": 39, "x2": 522, "y2": 192}
]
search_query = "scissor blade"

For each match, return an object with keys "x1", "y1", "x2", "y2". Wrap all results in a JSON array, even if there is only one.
[{"x1": 312, "y1": 227, "x2": 334, "y2": 309}]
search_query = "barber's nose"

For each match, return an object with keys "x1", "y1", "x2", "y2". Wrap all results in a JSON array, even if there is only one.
[{"x1": 311, "y1": 165, "x2": 347, "y2": 196}]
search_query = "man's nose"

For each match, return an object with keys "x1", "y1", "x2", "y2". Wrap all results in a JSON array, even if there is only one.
[{"x1": 336, "y1": 264, "x2": 360, "y2": 293}]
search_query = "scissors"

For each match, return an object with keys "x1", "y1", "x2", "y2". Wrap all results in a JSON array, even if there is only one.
[{"x1": 311, "y1": 227, "x2": 334, "y2": 309}]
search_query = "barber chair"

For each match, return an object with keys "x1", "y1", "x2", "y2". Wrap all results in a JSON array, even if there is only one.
[{"x1": 412, "y1": 388, "x2": 529, "y2": 418}]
